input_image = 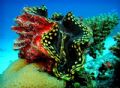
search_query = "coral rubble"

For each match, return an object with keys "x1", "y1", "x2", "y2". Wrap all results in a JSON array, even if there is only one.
[{"x1": 1, "y1": 5, "x2": 119, "y2": 88}]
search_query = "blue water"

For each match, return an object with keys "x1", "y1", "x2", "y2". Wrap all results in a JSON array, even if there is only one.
[{"x1": 0, "y1": 0, "x2": 120, "y2": 74}]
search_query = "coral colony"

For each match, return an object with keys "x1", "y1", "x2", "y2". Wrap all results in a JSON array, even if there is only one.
[
  {"x1": 11, "y1": 5, "x2": 119, "y2": 87},
  {"x1": 110, "y1": 33, "x2": 120, "y2": 58}
]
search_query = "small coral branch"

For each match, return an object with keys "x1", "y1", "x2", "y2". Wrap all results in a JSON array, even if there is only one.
[
  {"x1": 51, "y1": 12, "x2": 64, "y2": 21},
  {"x1": 23, "y1": 5, "x2": 48, "y2": 17}
]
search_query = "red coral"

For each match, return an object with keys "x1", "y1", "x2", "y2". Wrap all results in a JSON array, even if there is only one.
[{"x1": 12, "y1": 13, "x2": 55, "y2": 65}]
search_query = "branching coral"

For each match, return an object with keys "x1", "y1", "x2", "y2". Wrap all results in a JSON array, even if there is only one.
[
  {"x1": 10, "y1": 5, "x2": 119, "y2": 88},
  {"x1": 83, "y1": 14, "x2": 119, "y2": 58},
  {"x1": 110, "y1": 32, "x2": 120, "y2": 58},
  {"x1": 108, "y1": 33, "x2": 120, "y2": 87}
]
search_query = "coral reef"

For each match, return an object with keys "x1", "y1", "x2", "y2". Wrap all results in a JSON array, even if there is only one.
[
  {"x1": 1, "y1": 59, "x2": 65, "y2": 88},
  {"x1": 109, "y1": 33, "x2": 120, "y2": 87},
  {"x1": 1, "y1": 5, "x2": 119, "y2": 88},
  {"x1": 112, "y1": 60, "x2": 120, "y2": 87},
  {"x1": 84, "y1": 52, "x2": 117, "y2": 88},
  {"x1": 110, "y1": 32, "x2": 120, "y2": 58},
  {"x1": 83, "y1": 13, "x2": 119, "y2": 58}
]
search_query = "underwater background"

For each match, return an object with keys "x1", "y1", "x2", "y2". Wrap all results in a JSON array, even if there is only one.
[{"x1": 0, "y1": 0, "x2": 120, "y2": 80}]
